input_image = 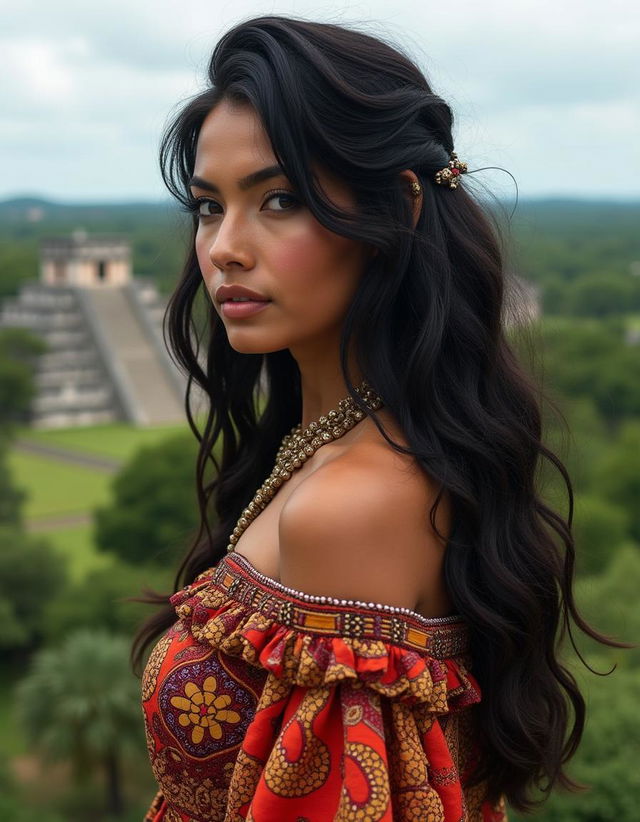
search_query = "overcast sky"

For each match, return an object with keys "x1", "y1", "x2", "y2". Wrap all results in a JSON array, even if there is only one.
[{"x1": 1, "y1": 0, "x2": 638, "y2": 202}]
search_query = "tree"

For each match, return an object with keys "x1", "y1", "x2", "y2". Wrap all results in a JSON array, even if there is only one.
[
  {"x1": 537, "y1": 318, "x2": 640, "y2": 425},
  {"x1": 0, "y1": 327, "x2": 45, "y2": 427},
  {"x1": 592, "y1": 423, "x2": 640, "y2": 542},
  {"x1": 0, "y1": 527, "x2": 66, "y2": 653},
  {"x1": 509, "y1": 543, "x2": 640, "y2": 822},
  {"x1": 44, "y1": 558, "x2": 173, "y2": 643},
  {"x1": 592, "y1": 346, "x2": 640, "y2": 423},
  {"x1": 0, "y1": 241, "x2": 37, "y2": 300},
  {"x1": 94, "y1": 433, "x2": 202, "y2": 565},
  {"x1": 0, "y1": 441, "x2": 25, "y2": 526},
  {"x1": 0, "y1": 327, "x2": 44, "y2": 525},
  {"x1": 575, "y1": 544, "x2": 640, "y2": 668},
  {"x1": 16, "y1": 630, "x2": 144, "y2": 818},
  {"x1": 572, "y1": 494, "x2": 630, "y2": 576},
  {"x1": 520, "y1": 666, "x2": 640, "y2": 822},
  {"x1": 567, "y1": 271, "x2": 640, "y2": 318}
]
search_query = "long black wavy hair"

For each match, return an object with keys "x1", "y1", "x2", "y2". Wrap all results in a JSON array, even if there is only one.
[{"x1": 133, "y1": 14, "x2": 621, "y2": 813}]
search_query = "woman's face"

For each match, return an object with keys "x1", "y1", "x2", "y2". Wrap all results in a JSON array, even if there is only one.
[{"x1": 191, "y1": 99, "x2": 371, "y2": 357}]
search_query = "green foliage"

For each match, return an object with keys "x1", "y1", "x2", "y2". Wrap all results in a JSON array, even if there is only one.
[
  {"x1": 0, "y1": 356, "x2": 40, "y2": 425},
  {"x1": 576, "y1": 544, "x2": 640, "y2": 667},
  {"x1": 15, "y1": 629, "x2": 145, "y2": 816},
  {"x1": 0, "y1": 328, "x2": 45, "y2": 427},
  {"x1": 16, "y1": 629, "x2": 143, "y2": 766},
  {"x1": 44, "y1": 558, "x2": 173, "y2": 641},
  {"x1": 591, "y1": 422, "x2": 640, "y2": 542},
  {"x1": 0, "y1": 794, "x2": 66, "y2": 822},
  {"x1": 509, "y1": 556, "x2": 640, "y2": 822},
  {"x1": 94, "y1": 432, "x2": 201, "y2": 564},
  {"x1": 537, "y1": 318, "x2": 640, "y2": 424},
  {"x1": 552, "y1": 397, "x2": 609, "y2": 490},
  {"x1": 539, "y1": 273, "x2": 640, "y2": 319},
  {"x1": 565, "y1": 271, "x2": 640, "y2": 318},
  {"x1": 0, "y1": 441, "x2": 25, "y2": 526},
  {"x1": 0, "y1": 528, "x2": 66, "y2": 652},
  {"x1": 0, "y1": 241, "x2": 38, "y2": 300},
  {"x1": 534, "y1": 401, "x2": 639, "y2": 577},
  {"x1": 0, "y1": 326, "x2": 45, "y2": 362},
  {"x1": 532, "y1": 667, "x2": 640, "y2": 822},
  {"x1": 510, "y1": 200, "x2": 640, "y2": 286},
  {"x1": 572, "y1": 494, "x2": 630, "y2": 576}
]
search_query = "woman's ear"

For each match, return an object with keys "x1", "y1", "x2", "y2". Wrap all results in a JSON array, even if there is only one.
[
  {"x1": 367, "y1": 170, "x2": 422, "y2": 261},
  {"x1": 399, "y1": 169, "x2": 423, "y2": 229}
]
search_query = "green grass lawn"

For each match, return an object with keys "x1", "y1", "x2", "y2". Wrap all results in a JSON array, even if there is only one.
[
  {"x1": 9, "y1": 423, "x2": 199, "y2": 579},
  {"x1": 9, "y1": 423, "x2": 197, "y2": 582},
  {"x1": 20, "y1": 421, "x2": 189, "y2": 461},
  {"x1": 45, "y1": 523, "x2": 114, "y2": 583},
  {"x1": 8, "y1": 451, "x2": 112, "y2": 520}
]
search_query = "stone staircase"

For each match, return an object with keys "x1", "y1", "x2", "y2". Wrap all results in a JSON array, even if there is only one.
[
  {"x1": 0, "y1": 281, "x2": 186, "y2": 428},
  {"x1": 79, "y1": 285, "x2": 184, "y2": 425}
]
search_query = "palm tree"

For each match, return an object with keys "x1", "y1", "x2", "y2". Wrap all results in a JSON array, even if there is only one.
[{"x1": 16, "y1": 629, "x2": 142, "y2": 817}]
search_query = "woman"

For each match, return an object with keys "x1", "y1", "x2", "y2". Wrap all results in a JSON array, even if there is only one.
[{"x1": 136, "y1": 15, "x2": 615, "y2": 821}]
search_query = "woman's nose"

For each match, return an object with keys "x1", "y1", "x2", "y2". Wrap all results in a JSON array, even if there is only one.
[{"x1": 207, "y1": 211, "x2": 254, "y2": 272}]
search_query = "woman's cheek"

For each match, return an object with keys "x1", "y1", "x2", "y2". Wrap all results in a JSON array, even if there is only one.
[
  {"x1": 271, "y1": 217, "x2": 346, "y2": 280},
  {"x1": 195, "y1": 236, "x2": 210, "y2": 277},
  {"x1": 269, "y1": 236, "x2": 321, "y2": 289}
]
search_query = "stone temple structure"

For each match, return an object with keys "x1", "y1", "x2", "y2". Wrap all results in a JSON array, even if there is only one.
[{"x1": 0, "y1": 231, "x2": 186, "y2": 428}]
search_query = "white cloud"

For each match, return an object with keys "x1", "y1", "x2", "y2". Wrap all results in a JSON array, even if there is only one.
[
  {"x1": 3, "y1": 39, "x2": 77, "y2": 107},
  {"x1": 0, "y1": 0, "x2": 638, "y2": 199}
]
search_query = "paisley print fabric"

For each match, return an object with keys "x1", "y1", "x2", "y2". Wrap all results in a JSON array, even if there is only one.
[{"x1": 142, "y1": 552, "x2": 507, "y2": 821}]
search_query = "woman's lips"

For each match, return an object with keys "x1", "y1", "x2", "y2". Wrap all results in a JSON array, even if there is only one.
[{"x1": 221, "y1": 300, "x2": 271, "y2": 318}]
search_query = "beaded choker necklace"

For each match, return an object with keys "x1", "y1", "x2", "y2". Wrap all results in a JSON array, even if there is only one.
[{"x1": 226, "y1": 380, "x2": 384, "y2": 553}]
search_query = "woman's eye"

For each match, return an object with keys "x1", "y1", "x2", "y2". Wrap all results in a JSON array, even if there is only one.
[
  {"x1": 263, "y1": 191, "x2": 299, "y2": 211},
  {"x1": 197, "y1": 199, "x2": 219, "y2": 217},
  {"x1": 192, "y1": 190, "x2": 299, "y2": 219}
]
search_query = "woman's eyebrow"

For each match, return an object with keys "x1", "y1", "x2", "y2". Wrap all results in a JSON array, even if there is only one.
[{"x1": 189, "y1": 165, "x2": 285, "y2": 194}]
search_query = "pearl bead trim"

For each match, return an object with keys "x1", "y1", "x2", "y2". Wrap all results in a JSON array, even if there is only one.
[{"x1": 229, "y1": 552, "x2": 461, "y2": 628}]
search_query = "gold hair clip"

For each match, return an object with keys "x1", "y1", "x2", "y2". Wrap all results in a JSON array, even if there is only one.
[{"x1": 434, "y1": 152, "x2": 468, "y2": 189}]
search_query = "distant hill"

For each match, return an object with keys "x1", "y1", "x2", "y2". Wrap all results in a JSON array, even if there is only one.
[
  {"x1": 508, "y1": 198, "x2": 640, "y2": 233},
  {"x1": 0, "y1": 197, "x2": 178, "y2": 227}
]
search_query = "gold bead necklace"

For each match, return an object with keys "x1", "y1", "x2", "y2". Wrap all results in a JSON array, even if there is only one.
[{"x1": 226, "y1": 380, "x2": 384, "y2": 553}]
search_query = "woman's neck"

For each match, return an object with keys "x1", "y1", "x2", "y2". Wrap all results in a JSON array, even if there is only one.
[{"x1": 291, "y1": 339, "x2": 363, "y2": 429}]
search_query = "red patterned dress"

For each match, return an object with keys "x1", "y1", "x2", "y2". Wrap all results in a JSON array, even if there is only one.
[{"x1": 142, "y1": 551, "x2": 507, "y2": 821}]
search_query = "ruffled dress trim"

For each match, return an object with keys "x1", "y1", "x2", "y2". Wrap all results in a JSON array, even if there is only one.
[
  {"x1": 171, "y1": 552, "x2": 480, "y2": 710},
  {"x1": 143, "y1": 554, "x2": 507, "y2": 821}
]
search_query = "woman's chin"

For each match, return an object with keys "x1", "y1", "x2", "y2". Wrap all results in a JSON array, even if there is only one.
[{"x1": 226, "y1": 335, "x2": 289, "y2": 355}]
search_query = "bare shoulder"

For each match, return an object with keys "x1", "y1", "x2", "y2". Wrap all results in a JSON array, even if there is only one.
[{"x1": 278, "y1": 428, "x2": 452, "y2": 614}]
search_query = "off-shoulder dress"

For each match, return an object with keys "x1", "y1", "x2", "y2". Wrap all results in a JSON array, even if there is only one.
[{"x1": 141, "y1": 551, "x2": 507, "y2": 821}]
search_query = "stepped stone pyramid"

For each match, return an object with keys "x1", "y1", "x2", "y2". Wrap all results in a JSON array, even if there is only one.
[{"x1": 0, "y1": 231, "x2": 186, "y2": 428}]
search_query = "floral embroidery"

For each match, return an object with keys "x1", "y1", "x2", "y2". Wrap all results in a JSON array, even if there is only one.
[
  {"x1": 143, "y1": 553, "x2": 508, "y2": 821},
  {"x1": 170, "y1": 676, "x2": 240, "y2": 744}
]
